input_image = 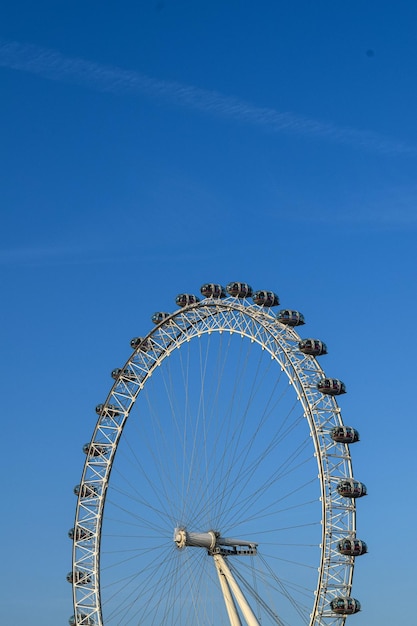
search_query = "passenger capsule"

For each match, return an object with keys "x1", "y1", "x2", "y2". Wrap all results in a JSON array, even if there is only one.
[
  {"x1": 68, "y1": 527, "x2": 93, "y2": 541},
  {"x1": 276, "y1": 310, "x2": 305, "y2": 326},
  {"x1": 331, "y1": 426, "x2": 359, "y2": 444},
  {"x1": 200, "y1": 283, "x2": 226, "y2": 298},
  {"x1": 226, "y1": 282, "x2": 253, "y2": 298},
  {"x1": 317, "y1": 378, "x2": 346, "y2": 395},
  {"x1": 74, "y1": 484, "x2": 98, "y2": 498},
  {"x1": 175, "y1": 293, "x2": 200, "y2": 307},
  {"x1": 337, "y1": 479, "x2": 367, "y2": 498},
  {"x1": 330, "y1": 597, "x2": 361, "y2": 615},
  {"x1": 66, "y1": 570, "x2": 91, "y2": 584},
  {"x1": 82, "y1": 443, "x2": 108, "y2": 457},
  {"x1": 252, "y1": 290, "x2": 280, "y2": 307},
  {"x1": 152, "y1": 311, "x2": 170, "y2": 324},
  {"x1": 95, "y1": 404, "x2": 122, "y2": 417},
  {"x1": 130, "y1": 336, "x2": 153, "y2": 351},
  {"x1": 69, "y1": 614, "x2": 95, "y2": 626},
  {"x1": 337, "y1": 538, "x2": 367, "y2": 556},
  {"x1": 298, "y1": 339, "x2": 327, "y2": 356},
  {"x1": 130, "y1": 336, "x2": 143, "y2": 349},
  {"x1": 111, "y1": 368, "x2": 137, "y2": 382}
]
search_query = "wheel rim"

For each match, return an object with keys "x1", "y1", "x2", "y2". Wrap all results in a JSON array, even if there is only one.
[{"x1": 71, "y1": 295, "x2": 358, "y2": 626}]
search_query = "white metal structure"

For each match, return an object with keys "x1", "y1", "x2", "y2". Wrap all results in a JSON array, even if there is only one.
[{"x1": 70, "y1": 286, "x2": 363, "y2": 626}]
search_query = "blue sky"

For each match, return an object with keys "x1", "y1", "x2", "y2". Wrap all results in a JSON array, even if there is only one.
[{"x1": 1, "y1": 1, "x2": 416, "y2": 624}]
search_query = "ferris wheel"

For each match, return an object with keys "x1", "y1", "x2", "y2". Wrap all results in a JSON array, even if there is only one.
[{"x1": 68, "y1": 282, "x2": 367, "y2": 626}]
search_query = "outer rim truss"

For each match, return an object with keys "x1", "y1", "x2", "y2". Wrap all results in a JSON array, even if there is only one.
[{"x1": 71, "y1": 296, "x2": 357, "y2": 626}]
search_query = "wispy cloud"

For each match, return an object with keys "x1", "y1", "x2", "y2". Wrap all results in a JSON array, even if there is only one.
[
  {"x1": 266, "y1": 182, "x2": 417, "y2": 228},
  {"x1": 0, "y1": 243, "x2": 110, "y2": 266},
  {"x1": 1, "y1": 39, "x2": 415, "y2": 156},
  {"x1": 0, "y1": 240, "x2": 219, "y2": 267}
]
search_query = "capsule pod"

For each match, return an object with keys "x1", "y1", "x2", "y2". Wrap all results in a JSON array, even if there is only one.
[
  {"x1": 226, "y1": 282, "x2": 253, "y2": 298},
  {"x1": 337, "y1": 538, "x2": 367, "y2": 556},
  {"x1": 95, "y1": 404, "x2": 122, "y2": 417},
  {"x1": 68, "y1": 527, "x2": 93, "y2": 541},
  {"x1": 298, "y1": 338, "x2": 327, "y2": 356},
  {"x1": 330, "y1": 597, "x2": 361, "y2": 615},
  {"x1": 276, "y1": 310, "x2": 305, "y2": 326},
  {"x1": 331, "y1": 426, "x2": 359, "y2": 444},
  {"x1": 252, "y1": 290, "x2": 280, "y2": 307},
  {"x1": 130, "y1": 336, "x2": 153, "y2": 351},
  {"x1": 317, "y1": 378, "x2": 346, "y2": 395},
  {"x1": 152, "y1": 311, "x2": 170, "y2": 325},
  {"x1": 69, "y1": 614, "x2": 95, "y2": 626},
  {"x1": 200, "y1": 283, "x2": 226, "y2": 298},
  {"x1": 337, "y1": 479, "x2": 367, "y2": 498},
  {"x1": 130, "y1": 336, "x2": 143, "y2": 349},
  {"x1": 111, "y1": 368, "x2": 137, "y2": 382},
  {"x1": 66, "y1": 570, "x2": 91, "y2": 584},
  {"x1": 175, "y1": 293, "x2": 200, "y2": 307},
  {"x1": 73, "y1": 484, "x2": 98, "y2": 498},
  {"x1": 82, "y1": 443, "x2": 108, "y2": 457},
  {"x1": 111, "y1": 368, "x2": 122, "y2": 380}
]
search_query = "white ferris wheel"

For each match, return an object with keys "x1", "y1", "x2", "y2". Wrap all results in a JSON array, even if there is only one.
[{"x1": 69, "y1": 282, "x2": 367, "y2": 626}]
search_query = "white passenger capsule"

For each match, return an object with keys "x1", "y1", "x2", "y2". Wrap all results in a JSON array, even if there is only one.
[
  {"x1": 252, "y1": 290, "x2": 279, "y2": 307},
  {"x1": 152, "y1": 311, "x2": 170, "y2": 324},
  {"x1": 200, "y1": 283, "x2": 226, "y2": 298},
  {"x1": 337, "y1": 538, "x2": 367, "y2": 556},
  {"x1": 330, "y1": 426, "x2": 359, "y2": 443},
  {"x1": 175, "y1": 293, "x2": 200, "y2": 307},
  {"x1": 330, "y1": 597, "x2": 361, "y2": 615},
  {"x1": 226, "y1": 282, "x2": 253, "y2": 298},
  {"x1": 298, "y1": 338, "x2": 327, "y2": 356},
  {"x1": 277, "y1": 310, "x2": 305, "y2": 326},
  {"x1": 337, "y1": 479, "x2": 367, "y2": 498},
  {"x1": 317, "y1": 378, "x2": 346, "y2": 395}
]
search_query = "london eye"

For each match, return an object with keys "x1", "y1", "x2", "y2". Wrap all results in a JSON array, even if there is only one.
[{"x1": 69, "y1": 282, "x2": 366, "y2": 625}]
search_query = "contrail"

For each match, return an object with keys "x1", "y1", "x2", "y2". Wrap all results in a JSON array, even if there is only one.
[{"x1": 0, "y1": 38, "x2": 415, "y2": 155}]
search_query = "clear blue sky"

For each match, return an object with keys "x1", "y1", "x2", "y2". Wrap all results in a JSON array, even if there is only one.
[{"x1": 1, "y1": 1, "x2": 416, "y2": 624}]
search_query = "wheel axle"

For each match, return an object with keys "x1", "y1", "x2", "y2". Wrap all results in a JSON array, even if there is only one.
[{"x1": 174, "y1": 528, "x2": 258, "y2": 555}]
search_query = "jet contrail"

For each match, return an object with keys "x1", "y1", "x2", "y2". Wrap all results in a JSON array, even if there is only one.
[{"x1": 0, "y1": 38, "x2": 415, "y2": 155}]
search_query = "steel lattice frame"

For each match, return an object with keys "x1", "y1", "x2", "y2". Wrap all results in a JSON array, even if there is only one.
[{"x1": 71, "y1": 296, "x2": 358, "y2": 626}]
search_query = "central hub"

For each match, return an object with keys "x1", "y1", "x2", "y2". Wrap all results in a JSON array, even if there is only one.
[
  {"x1": 173, "y1": 527, "x2": 258, "y2": 555},
  {"x1": 174, "y1": 528, "x2": 218, "y2": 550}
]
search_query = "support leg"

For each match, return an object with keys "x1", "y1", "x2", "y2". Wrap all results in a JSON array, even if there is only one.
[{"x1": 213, "y1": 554, "x2": 260, "y2": 626}]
